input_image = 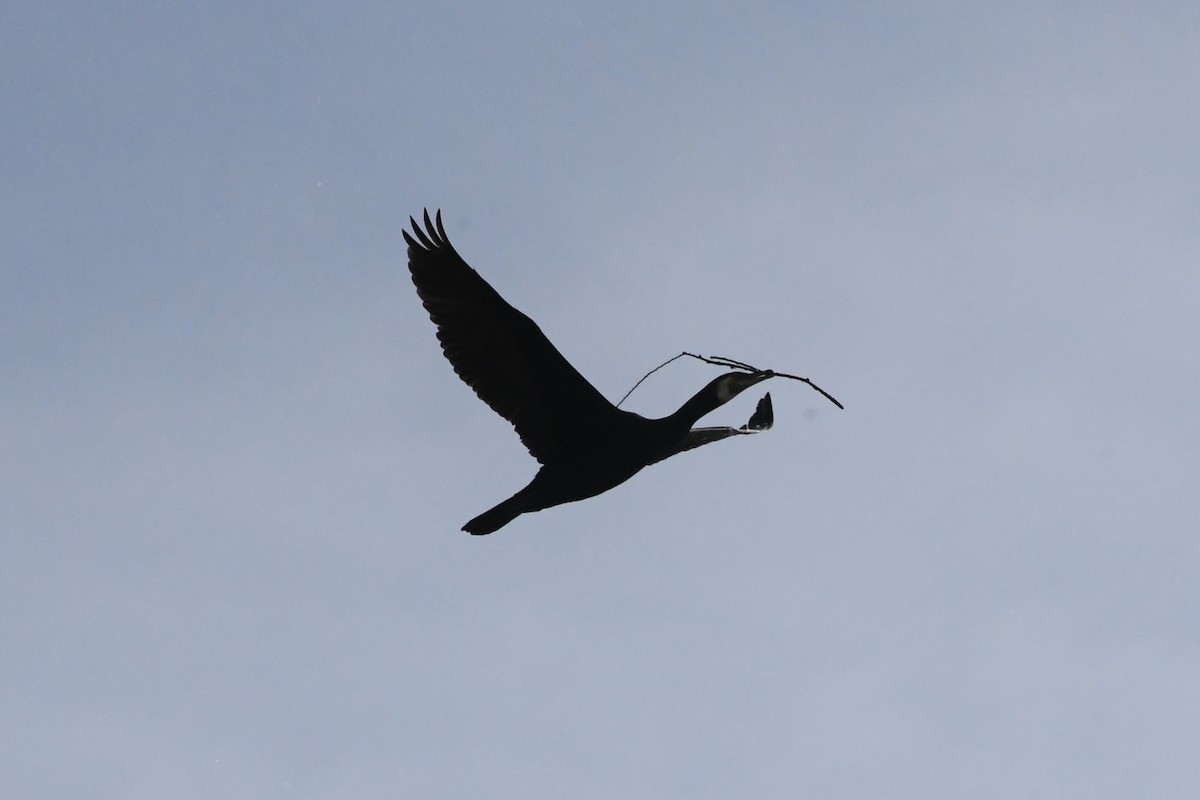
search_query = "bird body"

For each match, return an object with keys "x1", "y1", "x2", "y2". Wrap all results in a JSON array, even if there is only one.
[{"x1": 405, "y1": 210, "x2": 773, "y2": 534}]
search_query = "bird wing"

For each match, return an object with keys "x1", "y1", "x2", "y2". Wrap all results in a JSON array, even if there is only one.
[
  {"x1": 405, "y1": 209, "x2": 619, "y2": 464},
  {"x1": 644, "y1": 392, "x2": 774, "y2": 467}
]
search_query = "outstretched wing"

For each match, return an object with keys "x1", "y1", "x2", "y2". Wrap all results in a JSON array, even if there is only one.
[
  {"x1": 645, "y1": 392, "x2": 774, "y2": 467},
  {"x1": 405, "y1": 209, "x2": 618, "y2": 463}
]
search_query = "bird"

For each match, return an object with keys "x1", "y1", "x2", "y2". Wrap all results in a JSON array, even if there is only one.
[{"x1": 405, "y1": 209, "x2": 775, "y2": 534}]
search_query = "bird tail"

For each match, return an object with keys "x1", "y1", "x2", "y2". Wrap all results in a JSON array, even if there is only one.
[{"x1": 462, "y1": 495, "x2": 526, "y2": 535}]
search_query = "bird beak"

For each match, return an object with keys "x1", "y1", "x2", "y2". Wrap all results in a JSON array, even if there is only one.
[
  {"x1": 714, "y1": 370, "x2": 775, "y2": 406},
  {"x1": 735, "y1": 371, "x2": 774, "y2": 392}
]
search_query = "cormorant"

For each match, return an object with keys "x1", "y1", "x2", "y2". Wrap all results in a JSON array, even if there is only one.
[{"x1": 406, "y1": 209, "x2": 775, "y2": 534}]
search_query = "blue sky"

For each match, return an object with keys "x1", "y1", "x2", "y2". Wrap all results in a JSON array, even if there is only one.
[{"x1": 4, "y1": 2, "x2": 1199, "y2": 798}]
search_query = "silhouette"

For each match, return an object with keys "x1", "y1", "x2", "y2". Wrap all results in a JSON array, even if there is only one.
[{"x1": 406, "y1": 210, "x2": 774, "y2": 534}]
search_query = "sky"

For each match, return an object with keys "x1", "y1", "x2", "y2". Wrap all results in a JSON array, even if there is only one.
[{"x1": 3, "y1": 1, "x2": 1198, "y2": 798}]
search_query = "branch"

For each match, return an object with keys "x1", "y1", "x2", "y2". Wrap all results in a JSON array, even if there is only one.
[
  {"x1": 617, "y1": 351, "x2": 844, "y2": 410},
  {"x1": 615, "y1": 352, "x2": 688, "y2": 407}
]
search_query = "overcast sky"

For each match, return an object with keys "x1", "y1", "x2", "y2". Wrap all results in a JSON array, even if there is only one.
[{"x1": 3, "y1": 2, "x2": 1198, "y2": 798}]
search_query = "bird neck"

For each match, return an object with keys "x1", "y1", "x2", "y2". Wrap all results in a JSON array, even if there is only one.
[{"x1": 665, "y1": 378, "x2": 729, "y2": 430}]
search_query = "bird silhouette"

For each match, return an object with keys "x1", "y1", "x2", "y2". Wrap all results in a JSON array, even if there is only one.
[{"x1": 406, "y1": 210, "x2": 774, "y2": 534}]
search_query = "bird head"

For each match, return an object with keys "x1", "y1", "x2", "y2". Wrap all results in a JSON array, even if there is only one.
[
  {"x1": 668, "y1": 370, "x2": 775, "y2": 428},
  {"x1": 712, "y1": 370, "x2": 773, "y2": 405}
]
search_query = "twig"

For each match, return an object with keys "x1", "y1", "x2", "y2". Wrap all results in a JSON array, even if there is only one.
[
  {"x1": 615, "y1": 352, "x2": 688, "y2": 407},
  {"x1": 617, "y1": 351, "x2": 844, "y2": 410}
]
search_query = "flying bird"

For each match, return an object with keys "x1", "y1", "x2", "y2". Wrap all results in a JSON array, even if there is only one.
[{"x1": 406, "y1": 210, "x2": 775, "y2": 534}]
